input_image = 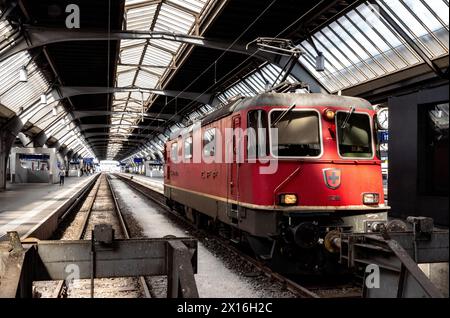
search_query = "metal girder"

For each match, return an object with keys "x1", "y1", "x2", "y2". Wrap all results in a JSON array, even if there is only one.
[
  {"x1": 339, "y1": 221, "x2": 448, "y2": 298},
  {"x1": 288, "y1": 0, "x2": 362, "y2": 39},
  {"x1": 72, "y1": 111, "x2": 181, "y2": 122},
  {"x1": 0, "y1": 234, "x2": 198, "y2": 298},
  {"x1": 92, "y1": 146, "x2": 138, "y2": 151},
  {"x1": 84, "y1": 132, "x2": 151, "y2": 138},
  {"x1": 57, "y1": 86, "x2": 216, "y2": 105},
  {"x1": 36, "y1": 238, "x2": 197, "y2": 280},
  {"x1": 0, "y1": 2, "x2": 17, "y2": 22},
  {"x1": 0, "y1": 26, "x2": 269, "y2": 64},
  {"x1": 342, "y1": 55, "x2": 449, "y2": 100},
  {"x1": 59, "y1": 146, "x2": 70, "y2": 157},
  {"x1": 271, "y1": 55, "x2": 328, "y2": 94},
  {"x1": 0, "y1": 115, "x2": 25, "y2": 136},
  {"x1": 86, "y1": 138, "x2": 146, "y2": 144},
  {"x1": 79, "y1": 124, "x2": 165, "y2": 132},
  {"x1": 32, "y1": 131, "x2": 49, "y2": 147},
  {"x1": 118, "y1": 63, "x2": 177, "y2": 69},
  {"x1": 91, "y1": 142, "x2": 142, "y2": 146},
  {"x1": 88, "y1": 140, "x2": 146, "y2": 145}
]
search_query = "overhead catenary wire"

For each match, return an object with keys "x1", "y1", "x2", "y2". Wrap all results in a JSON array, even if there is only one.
[
  {"x1": 124, "y1": 0, "x2": 331, "y2": 160},
  {"x1": 142, "y1": 0, "x2": 331, "y2": 128},
  {"x1": 106, "y1": 0, "x2": 112, "y2": 159},
  {"x1": 122, "y1": 0, "x2": 280, "y2": 159}
]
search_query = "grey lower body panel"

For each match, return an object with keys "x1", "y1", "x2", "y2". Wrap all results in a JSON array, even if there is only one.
[{"x1": 164, "y1": 186, "x2": 388, "y2": 237}]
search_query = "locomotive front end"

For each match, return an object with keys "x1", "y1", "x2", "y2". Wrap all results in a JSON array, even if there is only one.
[{"x1": 242, "y1": 95, "x2": 390, "y2": 273}]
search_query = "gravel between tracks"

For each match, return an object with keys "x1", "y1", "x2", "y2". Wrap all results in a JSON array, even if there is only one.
[
  {"x1": 34, "y1": 174, "x2": 144, "y2": 298},
  {"x1": 109, "y1": 176, "x2": 296, "y2": 298}
]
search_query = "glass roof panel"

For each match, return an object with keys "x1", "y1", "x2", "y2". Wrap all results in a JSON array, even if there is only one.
[
  {"x1": 129, "y1": 91, "x2": 150, "y2": 100},
  {"x1": 149, "y1": 39, "x2": 182, "y2": 53},
  {"x1": 143, "y1": 45, "x2": 173, "y2": 66},
  {"x1": 166, "y1": 0, "x2": 206, "y2": 14},
  {"x1": 120, "y1": 39, "x2": 147, "y2": 49},
  {"x1": 0, "y1": 67, "x2": 49, "y2": 113},
  {"x1": 141, "y1": 66, "x2": 165, "y2": 76},
  {"x1": 53, "y1": 126, "x2": 70, "y2": 140},
  {"x1": 0, "y1": 52, "x2": 30, "y2": 96},
  {"x1": 120, "y1": 46, "x2": 145, "y2": 64},
  {"x1": 114, "y1": 92, "x2": 130, "y2": 100},
  {"x1": 296, "y1": 0, "x2": 449, "y2": 93},
  {"x1": 117, "y1": 65, "x2": 137, "y2": 73},
  {"x1": 126, "y1": 4, "x2": 157, "y2": 31},
  {"x1": 117, "y1": 71, "x2": 136, "y2": 87},
  {"x1": 0, "y1": 12, "x2": 17, "y2": 50},
  {"x1": 377, "y1": 0, "x2": 448, "y2": 58}
]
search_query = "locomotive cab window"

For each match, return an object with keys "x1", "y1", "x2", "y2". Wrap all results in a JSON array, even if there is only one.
[
  {"x1": 270, "y1": 110, "x2": 321, "y2": 157},
  {"x1": 248, "y1": 110, "x2": 269, "y2": 158},
  {"x1": 171, "y1": 143, "x2": 178, "y2": 162},
  {"x1": 184, "y1": 136, "x2": 193, "y2": 159},
  {"x1": 336, "y1": 112, "x2": 373, "y2": 158},
  {"x1": 203, "y1": 128, "x2": 216, "y2": 157}
]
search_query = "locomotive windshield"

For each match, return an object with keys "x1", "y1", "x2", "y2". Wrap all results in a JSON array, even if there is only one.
[
  {"x1": 270, "y1": 110, "x2": 321, "y2": 157},
  {"x1": 336, "y1": 112, "x2": 373, "y2": 158},
  {"x1": 248, "y1": 110, "x2": 269, "y2": 158}
]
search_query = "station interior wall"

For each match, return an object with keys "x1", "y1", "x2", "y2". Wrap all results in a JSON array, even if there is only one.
[{"x1": 9, "y1": 147, "x2": 59, "y2": 184}]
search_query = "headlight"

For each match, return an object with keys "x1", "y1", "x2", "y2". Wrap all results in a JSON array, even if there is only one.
[
  {"x1": 323, "y1": 109, "x2": 335, "y2": 121},
  {"x1": 363, "y1": 193, "x2": 379, "y2": 205},
  {"x1": 279, "y1": 194, "x2": 298, "y2": 206}
]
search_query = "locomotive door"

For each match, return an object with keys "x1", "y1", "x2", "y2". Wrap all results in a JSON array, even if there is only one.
[{"x1": 228, "y1": 115, "x2": 241, "y2": 221}]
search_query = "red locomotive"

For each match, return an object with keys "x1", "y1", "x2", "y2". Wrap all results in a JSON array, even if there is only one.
[{"x1": 164, "y1": 92, "x2": 388, "y2": 273}]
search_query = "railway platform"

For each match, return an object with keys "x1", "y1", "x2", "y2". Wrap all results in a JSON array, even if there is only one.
[
  {"x1": 0, "y1": 174, "x2": 98, "y2": 241},
  {"x1": 0, "y1": 0, "x2": 448, "y2": 304},
  {"x1": 117, "y1": 173, "x2": 164, "y2": 194}
]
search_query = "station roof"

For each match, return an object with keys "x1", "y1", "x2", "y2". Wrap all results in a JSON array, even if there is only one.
[{"x1": 0, "y1": 0, "x2": 448, "y2": 162}]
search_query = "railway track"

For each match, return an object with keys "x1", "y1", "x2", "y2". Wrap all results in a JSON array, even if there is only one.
[
  {"x1": 114, "y1": 173, "x2": 361, "y2": 299},
  {"x1": 44, "y1": 173, "x2": 151, "y2": 298}
]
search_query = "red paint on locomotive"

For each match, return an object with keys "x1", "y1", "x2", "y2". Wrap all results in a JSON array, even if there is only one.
[
  {"x1": 164, "y1": 94, "x2": 386, "y2": 214},
  {"x1": 163, "y1": 93, "x2": 389, "y2": 272}
]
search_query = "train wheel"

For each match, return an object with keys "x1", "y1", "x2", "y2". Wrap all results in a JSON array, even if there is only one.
[{"x1": 165, "y1": 198, "x2": 174, "y2": 210}]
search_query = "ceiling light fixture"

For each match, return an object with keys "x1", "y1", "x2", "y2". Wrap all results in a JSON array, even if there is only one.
[{"x1": 19, "y1": 66, "x2": 28, "y2": 82}]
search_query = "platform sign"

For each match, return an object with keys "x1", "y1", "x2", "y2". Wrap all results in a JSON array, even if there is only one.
[
  {"x1": 83, "y1": 158, "x2": 94, "y2": 164},
  {"x1": 134, "y1": 158, "x2": 144, "y2": 164},
  {"x1": 19, "y1": 154, "x2": 50, "y2": 160},
  {"x1": 378, "y1": 131, "x2": 389, "y2": 143}
]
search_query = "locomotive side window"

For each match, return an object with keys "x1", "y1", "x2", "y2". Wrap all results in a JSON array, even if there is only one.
[
  {"x1": 184, "y1": 137, "x2": 193, "y2": 159},
  {"x1": 270, "y1": 110, "x2": 321, "y2": 157},
  {"x1": 336, "y1": 112, "x2": 373, "y2": 158},
  {"x1": 248, "y1": 110, "x2": 268, "y2": 158},
  {"x1": 203, "y1": 128, "x2": 216, "y2": 157},
  {"x1": 171, "y1": 143, "x2": 178, "y2": 162}
]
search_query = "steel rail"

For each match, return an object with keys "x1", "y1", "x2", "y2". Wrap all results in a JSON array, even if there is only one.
[
  {"x1": 105, "y1": 174, "x2": 152, "y2": 298},
  {"x1": 54, "y1": 174, "x2": 101, "y2": 298},
  {"x1": 58, "y1": 174, "x2": 101, "y2": 222},
  {"x1": 77, "y1": 177, "x2": 103, "y2": 240},
  {"x1": 114, "y1": 173, "x2": 321, "y2": 298}
]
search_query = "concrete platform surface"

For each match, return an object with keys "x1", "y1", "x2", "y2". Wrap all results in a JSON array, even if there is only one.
[
  {"x1": 117, "y1": 173, "x2": 164, "y2": 194},
  {"x1": 0, "y1": 174, "x2": 97, "y2": 241}
]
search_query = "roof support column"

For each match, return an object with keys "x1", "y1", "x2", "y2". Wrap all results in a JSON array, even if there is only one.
[{"x1": 0, "y1": 116, "x2": 25, "y2": 191}]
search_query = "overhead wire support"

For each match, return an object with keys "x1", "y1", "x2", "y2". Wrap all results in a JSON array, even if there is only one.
[{"x1": 246, "y1": 37, "x2": 303, "y2": 57}]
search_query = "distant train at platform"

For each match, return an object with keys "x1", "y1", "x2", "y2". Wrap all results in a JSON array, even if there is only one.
[{"x1": 163, "y1": 92, "x2": 389, "y2": 273}]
